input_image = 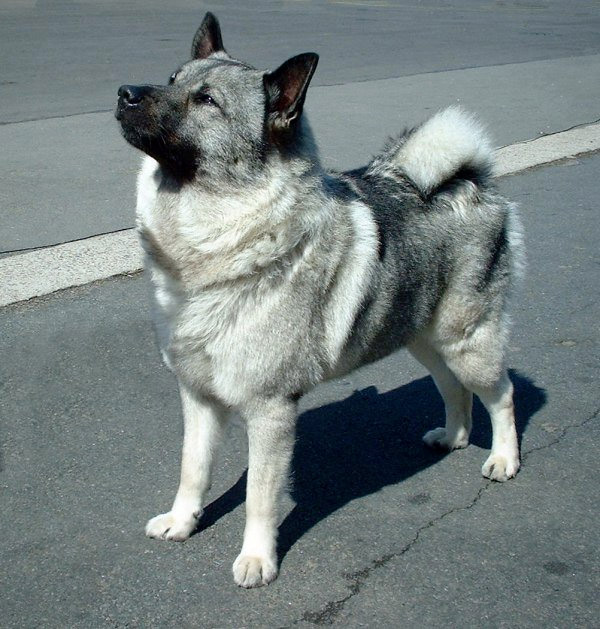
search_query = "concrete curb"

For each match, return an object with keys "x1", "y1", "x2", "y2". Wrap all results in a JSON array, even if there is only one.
[
  {"x1": 1, "y1": 122, "x2": 599, "y2": 307},
  {"x1": 495, "y1": 122, "x2": 600, "y2": 176},
  {"x1": 0, "y1": 230, "x2": 142, "y2": 307}
]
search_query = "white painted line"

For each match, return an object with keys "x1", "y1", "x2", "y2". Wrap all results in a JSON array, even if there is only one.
[
  {"x1": 495, "y1": 122, "x2": 600, "y2": 176},
  {"x1": 1, "y1": 122, "x2": 599, "y2": 307},
  {"x1": 0, "y1": 230, "x2": 142, "y2": 307}
]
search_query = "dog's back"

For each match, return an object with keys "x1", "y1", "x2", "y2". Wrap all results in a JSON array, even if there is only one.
[{"x1": 332, "y1": 108, "x2": 522, "y2": 378}]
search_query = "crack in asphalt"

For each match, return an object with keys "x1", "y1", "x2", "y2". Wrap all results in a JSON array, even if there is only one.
[
  {"x1": 521, "y1": 405, "x2": 600, "y2": 463},
  {"x1": 291, "y1": 484, "x2": 490, "y2": 626},
  {"x1": 290, "y1": 404, "x2": 600, "y2": 626},
  {"x1": 0, "y1": 108, "x2": 113, "y2": 126}
]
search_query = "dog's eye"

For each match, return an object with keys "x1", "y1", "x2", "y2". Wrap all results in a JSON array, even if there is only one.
[
  {"x1": 168, "y1": 72, "x2": 178, "y2": 85},
  {"x1": 193, "y1": 91, "x2": 218, "y2": 106}
]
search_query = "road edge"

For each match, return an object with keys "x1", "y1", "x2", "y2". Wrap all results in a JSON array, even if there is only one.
[{"x1": 1, "y1": 122, "x2": 599, "y2": 307}]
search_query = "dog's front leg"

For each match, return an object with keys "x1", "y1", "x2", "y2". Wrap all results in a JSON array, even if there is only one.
[
  {"x1": 146, "y1": 384, "x2": 229, "y2": 541},
  {"x1": 233, "y1": 397, "x2": 297, "y2": 588}
]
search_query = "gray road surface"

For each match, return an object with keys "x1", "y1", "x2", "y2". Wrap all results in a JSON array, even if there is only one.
[{"x1": 1, "y1": 155, "x2": 599, "y2": 627}]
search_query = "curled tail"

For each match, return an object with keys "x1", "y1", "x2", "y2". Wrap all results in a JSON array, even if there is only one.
[{"x1": 369, "y1": 107, "x2": 494, "y2": 196}]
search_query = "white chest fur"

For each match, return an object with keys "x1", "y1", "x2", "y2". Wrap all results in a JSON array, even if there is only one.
[{"x1": 134, "y1": 156, "x2": 379, "y2": 402}]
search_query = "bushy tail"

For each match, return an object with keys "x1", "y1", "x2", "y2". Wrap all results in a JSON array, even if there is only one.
[{"x1": 370, "y1": 107, "x2": 495, "y2": 196}]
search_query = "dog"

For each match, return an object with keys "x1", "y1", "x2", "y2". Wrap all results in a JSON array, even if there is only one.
[{"x1": 115, "y1": 12, "x2": 524, "y2": 588}]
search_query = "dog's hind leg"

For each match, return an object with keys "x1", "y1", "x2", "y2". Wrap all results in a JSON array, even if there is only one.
[
  {"x1": 432, "y1": 319, "x2": 520, "y2": 482},
  {"x1": 408, "y1": 337, "x2": 473, "y2": 450},
  {"x1": 233, "y1": 397, "x2": 297, "y2": 588},
  {"x1": 146, "y1": 384, "x2": 229, "y2": 541},
  {"x1": 469, "y1": 372, "x2": 519, "y2": 482}
]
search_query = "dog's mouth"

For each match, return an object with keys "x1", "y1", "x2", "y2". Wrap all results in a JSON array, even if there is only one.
[
  {"x1": 115, "y1": 84, "x2": 163, "y2": 152},
  {"x1": 114, "y1": 100, "x2": 127, "y2": 121}
]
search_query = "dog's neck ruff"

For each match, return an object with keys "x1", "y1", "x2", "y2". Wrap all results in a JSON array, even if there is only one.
[{"x1": 136, "y1": 155, "x2": 328, "y2": 290}]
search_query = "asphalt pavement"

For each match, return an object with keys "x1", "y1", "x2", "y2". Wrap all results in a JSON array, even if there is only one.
[{"x1": 1, "y1": 1, "x2": 599, "y2": 627}]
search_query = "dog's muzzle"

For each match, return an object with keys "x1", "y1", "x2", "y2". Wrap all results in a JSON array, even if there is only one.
[{"x1": 115, "y1": 84, "x2": 154, "y2": 120}]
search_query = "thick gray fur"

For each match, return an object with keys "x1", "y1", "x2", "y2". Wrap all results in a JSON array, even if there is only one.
[{"x1": 116, "y1": 12, "x2": 524, "y2": 588}]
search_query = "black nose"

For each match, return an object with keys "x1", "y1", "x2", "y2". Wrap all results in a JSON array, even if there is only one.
[{"x1": 118, "y1": 84, "x2": 149, "y2": 106}]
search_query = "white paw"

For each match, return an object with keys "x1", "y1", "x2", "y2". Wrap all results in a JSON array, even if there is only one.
[
  {"x1": 232, "y1": 553, "x2": 278, "y2": 588},
  {"x1": 423, "y1": 427, "x2": 469, "y2": 451},
  {"x1": 481, "y1": 453, "x2": 520, "y2": 482},
  {"x1": 145, "y1": 511, "x2": 199, "y2": 542}
]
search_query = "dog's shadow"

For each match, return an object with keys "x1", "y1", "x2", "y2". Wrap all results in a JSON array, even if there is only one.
[{"x1": 197, "y1": 370, "x2": 546, "y2": 564}]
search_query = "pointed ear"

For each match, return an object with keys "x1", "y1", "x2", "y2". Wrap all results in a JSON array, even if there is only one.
[
  {"x1": 263, "y1": 53, "x2": 319, "y2": 130},
  {"x1": 191, "y1": 12, "x2": 225, "y2": 60}
]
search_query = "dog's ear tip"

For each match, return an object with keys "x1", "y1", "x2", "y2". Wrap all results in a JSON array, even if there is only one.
[
  {"x1": 297, "y1": 53, "x2": 319, "y2": 72},
  {"x1": 202, "y1": 11, "x2": 219, "y2": 24},
  {"x1": 290, "y1": 52, "x2": 319, "y2": 69},
  {"x1": 192, "y1": 11, "x2": 225, "y2": 59}
]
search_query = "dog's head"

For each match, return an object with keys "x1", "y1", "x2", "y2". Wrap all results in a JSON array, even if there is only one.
[{"x1": 116, "y1": 12, "x2": 319, "y2": 182}]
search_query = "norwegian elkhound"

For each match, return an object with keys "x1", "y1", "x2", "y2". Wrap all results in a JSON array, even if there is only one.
[{"x1": 116, "y1": 12, "x2": 524, "y2": 587}]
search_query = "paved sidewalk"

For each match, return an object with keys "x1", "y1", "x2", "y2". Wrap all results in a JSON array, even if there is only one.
[
  {"x1": 2, "y1": 0, "x2": 600, "y2": 251},
  {"x1": 1, "y1": 156, "x2": 598, "y2": 627},
  {"x1": 2, "y1": 55, "x2": 599, "y2": 252}
]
